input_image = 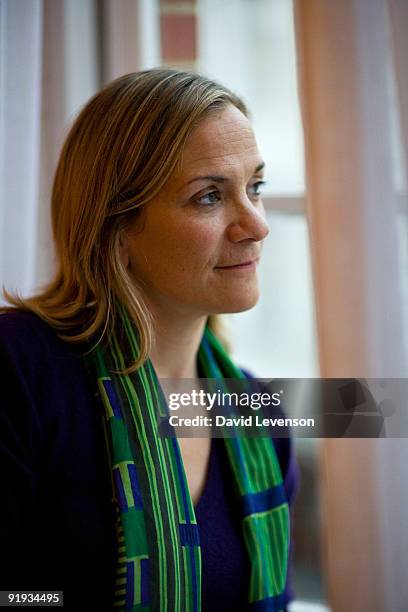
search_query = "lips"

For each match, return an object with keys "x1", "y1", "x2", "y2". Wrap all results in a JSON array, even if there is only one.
[{"x1": 215, "y1": 257, "x2": 259, "y2": 269}]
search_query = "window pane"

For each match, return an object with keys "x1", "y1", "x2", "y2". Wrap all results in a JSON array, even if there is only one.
[
  {"x1": 229, "y1": 211, "x2": 319, "y2": 377},
  {"x1": 197, "y1": 0, "x2": 305, "y2": 194}
]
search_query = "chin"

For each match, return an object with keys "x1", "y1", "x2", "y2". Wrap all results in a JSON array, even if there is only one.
[{"x1": 214, "y1": 291, "x2": 260, "y2": 314}]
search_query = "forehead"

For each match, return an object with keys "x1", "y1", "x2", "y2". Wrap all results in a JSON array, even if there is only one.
[{"x1": 179, "y1": 105, "x2": 261, "y2": 173}]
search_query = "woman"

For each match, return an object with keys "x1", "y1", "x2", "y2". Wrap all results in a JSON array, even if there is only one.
[{"x1": 0, "y1": 69, "x2": 299, "y2": 611}]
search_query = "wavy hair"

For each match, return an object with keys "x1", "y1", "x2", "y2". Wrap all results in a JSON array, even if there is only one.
[{"x1": 2, "y1": 69, "x2": 247, "y2": 370}]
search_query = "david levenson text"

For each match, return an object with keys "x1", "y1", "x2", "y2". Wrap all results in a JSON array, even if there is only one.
[{"x1": 168, "y1": 415, "x2": 315, "y2": 428}]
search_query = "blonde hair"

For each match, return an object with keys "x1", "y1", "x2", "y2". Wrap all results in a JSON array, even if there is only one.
[{"x1": 3, "y1": 68, "x2": 247, "y2": 369}]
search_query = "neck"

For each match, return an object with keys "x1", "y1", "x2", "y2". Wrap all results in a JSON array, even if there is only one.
[{"x1": 148, "y1": 308, "x2": 207, "y2": 380}]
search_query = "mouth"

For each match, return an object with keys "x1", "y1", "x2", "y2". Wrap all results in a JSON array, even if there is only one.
[{"x1": 214, "y1": 258, "x2": 260, "y2": 271}]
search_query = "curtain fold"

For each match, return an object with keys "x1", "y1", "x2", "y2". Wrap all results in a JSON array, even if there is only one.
[
  {"x1": 0, "y1": 0, "x2": 152, "y2": 297},
  {"x1": 294, "y1": 0, "x2": 408, "y2": 610},
  {"x1": 0, "y1": 0, "x2": 43, "y2": 297},
  {"x1": 388, "y1": 0, "x2": 408, "y2": 171}
]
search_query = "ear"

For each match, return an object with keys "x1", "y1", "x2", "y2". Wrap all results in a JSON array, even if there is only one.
[{"x1": 119, "y1": 231, "x2": 130, "y2": 269}]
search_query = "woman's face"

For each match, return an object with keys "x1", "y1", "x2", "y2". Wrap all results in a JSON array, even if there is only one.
[{"x1": 122, "y1": 104, "x2": 269, "y2": 320}]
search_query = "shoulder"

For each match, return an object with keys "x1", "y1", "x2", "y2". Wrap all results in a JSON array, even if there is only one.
[
  {"x1": 0, "y1": 309, "x2": 100, "y2": 470},
  {"x1": 0, "y1": 309, "x2": 75, "y2": 361},
  {"x1": 0, "y1": 309, "x2": 88, "y2": 385},
  {"x1": 0, "y1": 309, "x2": 93, "y2": 426}
]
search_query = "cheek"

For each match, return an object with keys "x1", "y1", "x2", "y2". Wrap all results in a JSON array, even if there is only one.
[
  {"x1": 127, "y1": 211, "x2": 225, "y2": 289},
  {"x1": 159, "y1": 219, "x2": 221, "y2": 272}
]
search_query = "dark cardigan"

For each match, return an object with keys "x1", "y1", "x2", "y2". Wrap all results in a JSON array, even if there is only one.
[{"x1": 0, "y1": 311, "x2": 299, "y2": 610}]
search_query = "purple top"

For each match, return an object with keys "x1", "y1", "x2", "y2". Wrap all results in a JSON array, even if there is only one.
[
  {"x1": 195, "y1": 437, "x2": 251, "y2": 610},
  {"x1": 195, "y1": 435, "x2": 298, "y2": 611},
  {"x1": 0, "y1": 311, "x2": 299, "y2": 610}
]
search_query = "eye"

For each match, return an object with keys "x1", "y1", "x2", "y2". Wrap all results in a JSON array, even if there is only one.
[
  {"x1": 248, "y1": 180, "x2": 266, "y2": 199},
  {"x1": 195, "y1": 190, "x2": 222, "y2": 207}
]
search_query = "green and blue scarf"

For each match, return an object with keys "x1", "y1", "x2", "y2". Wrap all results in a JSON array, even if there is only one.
[{"x1": 86, "y1": 307, "x2": 290, "y2": 611}]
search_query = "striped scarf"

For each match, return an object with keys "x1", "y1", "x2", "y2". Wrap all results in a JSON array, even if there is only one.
[{"x1": 86, "y1": 307, "x2": 290, "y2": 611}]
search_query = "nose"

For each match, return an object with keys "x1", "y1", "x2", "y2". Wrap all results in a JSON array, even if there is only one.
[{"x1": 226, "y1": 198, "x2": 270, "y2": 243}]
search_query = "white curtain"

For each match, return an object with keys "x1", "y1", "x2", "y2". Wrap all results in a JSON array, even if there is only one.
[
  {"x1": 0, "y1": 0, "x2": 43, "y2": 297},
  {"x1": 0, "y1": 0, "x2": 160, "y2": 299},
  {"x1": 295, "y1": 0, "x2": 408, "y2": 610},
  {"x1": 0, "y1": 0, "x2": 100, "y2": 297}
]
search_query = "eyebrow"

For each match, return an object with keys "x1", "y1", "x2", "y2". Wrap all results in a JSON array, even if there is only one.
[{"x1": 185, "y1": 162, "x2": 265, "y2": 186}]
